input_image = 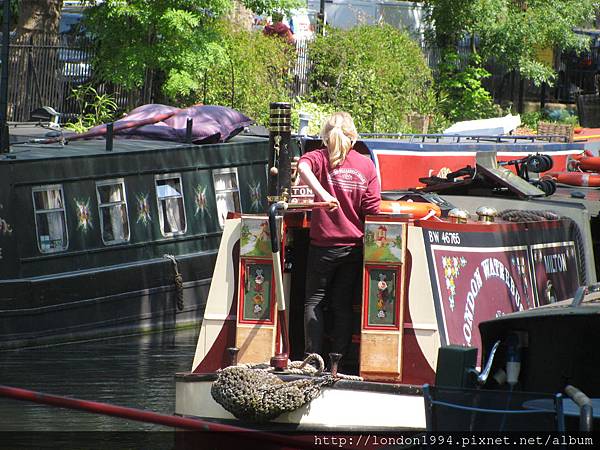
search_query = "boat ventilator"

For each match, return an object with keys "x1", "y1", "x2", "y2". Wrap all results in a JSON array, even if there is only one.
[
  {"x1": 210, "y1": 353, "x2": 361, "y2": 423},
  {"x1": 163, "y1": 254, "x2": 184, "y2": 311}
]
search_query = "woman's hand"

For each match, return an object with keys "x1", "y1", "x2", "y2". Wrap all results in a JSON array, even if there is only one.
[{"x1": 322, "y1": 193, "x2": 339, "y2": 210}]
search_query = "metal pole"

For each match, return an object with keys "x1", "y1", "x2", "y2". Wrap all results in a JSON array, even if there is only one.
[
  {"x1": 0, "y1": 0, "x2": 11, "y2": 153},
  {"x1": 0, "y1": 384, "x2": 316, "y2": 448}
]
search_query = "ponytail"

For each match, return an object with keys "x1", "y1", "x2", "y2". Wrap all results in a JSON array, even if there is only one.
[{"x1": 321, "y1": 112, "x2": 358, "y2": 168}]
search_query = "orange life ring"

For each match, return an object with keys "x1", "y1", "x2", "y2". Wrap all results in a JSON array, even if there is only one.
[
  {"x1": 571, "y1": 152, "x2": 600, "y2": 172},
  {"x1": 379, "y1": 200, "x2": 442, "y2": 219},
  {"x1": 547, "y1": 171, "x2": 600, "y2": 187}
]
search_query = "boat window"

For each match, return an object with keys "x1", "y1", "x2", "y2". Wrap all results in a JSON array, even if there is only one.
[
  {"x1": 32, "y1": 185, "x2": 68, "y2": 253},
  {"x1": 155, "y1": 175, "x2": 187, "y2": 236},
  {"x1": 213, "y1": 168, "x2": 241, "y2": 229},
  {"x1": 96, "y1": 179, "x2": 130, "y2": 245}
]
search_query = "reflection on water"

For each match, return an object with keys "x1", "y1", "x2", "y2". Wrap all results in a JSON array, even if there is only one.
[{"x1": 0, "y1": 328, "x2": 200, "y2": 431}]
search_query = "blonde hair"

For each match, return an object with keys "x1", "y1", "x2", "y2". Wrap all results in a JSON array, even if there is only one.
[{"x1": 320, "y1": 112, "x2": 358, "y2": 168}]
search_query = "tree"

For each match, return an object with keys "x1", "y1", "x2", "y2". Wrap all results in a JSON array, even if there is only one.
[
  {"x1": 0, "y1": 0, "x2": 20, "y2": 31},
  {"x1": 307, "y1": 24, "x2": 434, "y2": 133},
  {"x1": 7, "y1": 0, "x2": 64, "y2": 121},
  {"x1": 201, "y1": 22, "x2": 294, "y2": 126},
  {"x1": 81, "y1": 0, "x2": 300, "y2": 103},
  {"x1": 424, "y1": 0, "x2": 597, "y2": 85},
  {"x1": 16, "y1": 0, "x2": 63, "y2": 37}
]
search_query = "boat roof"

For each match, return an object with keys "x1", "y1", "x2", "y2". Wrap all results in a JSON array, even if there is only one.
[
  {"x1": 2, "y1": 122, "x2": 268, "y2": 162},
  {"x1": 480, "y1": 291, "x2": 600, "y2": 325},
  {"x1": 356, "y1": 135, "x2": 585, "y2": 153}
]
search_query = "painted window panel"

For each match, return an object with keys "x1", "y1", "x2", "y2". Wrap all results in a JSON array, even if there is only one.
[
  {"x1": 364, "y1": 265, "x2": 400, "y2": 329},
  {"x1": 241, "y1": 261, "x2": 274, "y2": 323},
  {"x1": 155, "y1": 175, "x2": 187, "y2": 236},
  {"x1": 213, "y1": 169, "x2": 241, "y2": 229},
  {"x1": 96, "y1": 180, "x2": 130, "y2": 245},
  {"x1": 32, "y1": 185, "x2": 68, "y2": 253}
]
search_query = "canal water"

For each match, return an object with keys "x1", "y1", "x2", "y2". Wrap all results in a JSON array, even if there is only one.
[{"x1": 0, "y1": 328, "x2": 202, "y2": 448}]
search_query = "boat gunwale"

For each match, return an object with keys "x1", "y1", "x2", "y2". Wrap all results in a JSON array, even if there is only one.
[{"x1": 175, "y1": 372, "x2": 423, "y2": 395}]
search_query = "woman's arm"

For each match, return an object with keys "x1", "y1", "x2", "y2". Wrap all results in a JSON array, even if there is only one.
[
  {"x1": 361, "y1": 173, "x2": 381, "y2": 216},
  {"x1": 298, "y1": 161, "x2": 339, "y2": 209}
]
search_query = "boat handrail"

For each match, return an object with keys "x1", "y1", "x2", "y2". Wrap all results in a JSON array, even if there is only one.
[
  {"x1": 469, "y1": 340, "x2": 501, "y2": 386},
  {"x1": 564, "y1": 385, "x2": 593, "y2": 432},
  {"x1": 358, "y1": 133, "x2": 571, "y2": 144}
]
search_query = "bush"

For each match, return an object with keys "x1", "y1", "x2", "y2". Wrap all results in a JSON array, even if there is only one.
[
  {"x1": 199, "y1": 23, "x2": 295, "y2": 126},
  {"x1": 436, "y1": 52, "x2": 497, "y2": 123},
  {"x1": 520, "y1": 111, "x2": 543, "y2": 130},
  {"x1": 521, "y1": 108, "x2": 579, "y2": 131},
  {"x1": 307, "y1": 24, "x2": 434, "y2": 133},
  {"x1": 290, "y1": 99, "x2": 336, "y2": 136}
]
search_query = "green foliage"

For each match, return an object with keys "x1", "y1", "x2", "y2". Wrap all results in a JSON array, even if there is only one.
[
  {"x1": 307, "y1": 24, "x2": 434, "y2": 133},
  {"x1": 241, "y1": 0, "x2": 301, "y2": 16},
  {"x1": 424, "y1": 0, "x2": 597, "y2": 85},
  {"x1": 521, "y1": 108, "x2": 579, "y2": 130},
  {"x1": 201, "y1": 23, "x2": 294, "y2": 126},
  {"x1": 64, "y1": 85, "x2": 118, "y2": 132},
  {"x1": 290, "y1": 99, "x2": 336, "y2": 136},
  {"x1": 520, "y1": 111, "x2": 543, "y2": 130},
  {"x1": 81, "y1": 0, "x2": 300, "y2": 101},
  {"x1": 437, "y1": 52, "x2": 496, "y2": 122}
]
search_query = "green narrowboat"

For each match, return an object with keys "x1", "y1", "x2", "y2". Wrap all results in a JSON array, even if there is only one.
[{"x1": 0, "y1": 123, "x2": 270, "y2": 349}]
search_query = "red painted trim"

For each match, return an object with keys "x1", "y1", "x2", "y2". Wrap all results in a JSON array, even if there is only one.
[
  {"x1": 400, "y1": 249, "x2": 435, "y2": 384},
  {"x1": 401, "y1": 329, "x2": 435, "y2": 385},
  {"x1": 365, "y1": 215, "x2": 411, "y2": 223},
  {"x1": 227, "y1": 211, "x2": 242, "y2": 219},
  {"x1": 362, "y1": 264, "x2": 402, "y2": 331},
  {"x1": 283, "y1": 211, "x2": 311, "y2": 228},
  {"x1": 193, "y1": 242, "x2": 240, "y2": 373},
  {"x1": 238, "y1": 258, "x2": 276, "y2": 325},
  {"x1": 374, "y1": 152, "x2": 573, "y2": 190}
]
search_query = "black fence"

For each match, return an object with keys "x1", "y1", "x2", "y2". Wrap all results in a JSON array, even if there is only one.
[
  {"x1": 5, "y1": 34, "x2": 151, "y2": 123},
  {"x1": 423, "y1": 42, "x2": 600, "y2": 110}
]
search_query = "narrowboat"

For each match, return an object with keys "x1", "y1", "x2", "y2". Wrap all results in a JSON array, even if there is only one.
[
  {"x1": 0, "y1": 118, "x2": 270, "y2": 349},
  {"x1": 174, "y1": 104, "x2": 600, "y2": 432}
]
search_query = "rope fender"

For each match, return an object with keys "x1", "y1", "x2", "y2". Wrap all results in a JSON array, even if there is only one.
[
  {"x1": 163, "y1": 254, "x2": 184, "y2": 311},
  {"x1": 211, "y1": 353, "x2": 362, "y2": 423}
]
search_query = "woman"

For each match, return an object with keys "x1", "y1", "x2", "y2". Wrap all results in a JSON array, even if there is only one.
[{"x1": 298, "y1": 112, "x2": 381, "y2": 364}]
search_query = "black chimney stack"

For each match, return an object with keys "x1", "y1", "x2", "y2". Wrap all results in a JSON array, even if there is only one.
[{"x1": 267, "y1": 102, "x2": 291, "y2": 203}]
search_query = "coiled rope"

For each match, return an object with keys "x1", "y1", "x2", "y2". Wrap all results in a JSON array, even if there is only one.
[{"x1": 163, "y1": 254, "x2": 184, "y2": 311}]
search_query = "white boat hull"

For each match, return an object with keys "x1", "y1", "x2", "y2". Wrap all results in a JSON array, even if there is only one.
[{"x1": 175, "y1": 377, "x2": 426, "y2": 431}]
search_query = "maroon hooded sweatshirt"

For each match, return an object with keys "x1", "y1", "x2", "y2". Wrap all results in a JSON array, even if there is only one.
[{"x1": 299, "y1": 148, "x2": 381, "y2": 247}]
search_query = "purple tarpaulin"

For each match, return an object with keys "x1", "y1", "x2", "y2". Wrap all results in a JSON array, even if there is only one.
[{"x1": 61, "y1": 104, "x2": 254, "y2": 144}]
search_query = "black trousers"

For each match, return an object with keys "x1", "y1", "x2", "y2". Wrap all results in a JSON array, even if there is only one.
[{"x1": 304, "y1": 244, "x2": 362, "y2": 359}]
